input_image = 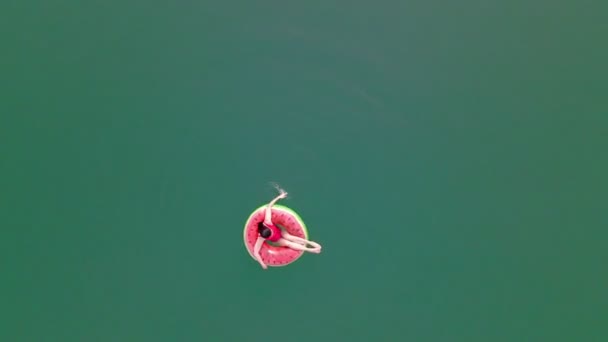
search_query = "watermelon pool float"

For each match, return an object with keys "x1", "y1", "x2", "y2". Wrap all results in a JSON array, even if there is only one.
[{"x1": 243, "y1": 204, "x2": 310, "y2": 267}]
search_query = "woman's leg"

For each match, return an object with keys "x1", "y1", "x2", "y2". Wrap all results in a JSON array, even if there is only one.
[
  {"x1": 253, "y1": 236, "x2": 268, "y2": 269},
  {"x1": 278, "y1": 232, "x2": 322, "y2": 253},
  {"x1": 264, "y1": 187, "x2": 288, "y2": 225}
]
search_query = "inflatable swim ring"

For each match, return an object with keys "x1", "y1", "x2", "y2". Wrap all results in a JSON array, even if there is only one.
[{"x1": 243, "y1": 204, "x2": 309, "y2": 267}]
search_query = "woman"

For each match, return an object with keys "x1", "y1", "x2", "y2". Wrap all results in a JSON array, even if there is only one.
[{"x1": 253, "y1": 187, "x2": 322, "y2": 269}]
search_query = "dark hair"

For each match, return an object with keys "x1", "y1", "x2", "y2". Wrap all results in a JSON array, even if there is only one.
[{"x1": 257, "y1": 222, "x2": 271, "y2": 238}]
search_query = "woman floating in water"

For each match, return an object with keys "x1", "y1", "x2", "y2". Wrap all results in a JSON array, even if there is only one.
[{"x1": 243, "y1": 185, "x2": 322, "y2": 269}]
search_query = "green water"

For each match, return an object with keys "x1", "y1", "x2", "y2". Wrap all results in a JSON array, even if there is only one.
[{"x1": 2, "y1": 1, "x2": 607, "y2": 341}]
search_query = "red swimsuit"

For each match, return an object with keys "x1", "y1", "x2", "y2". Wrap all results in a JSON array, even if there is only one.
[{"x1": 263, "y1": 223, "x2": 283, "y2": 242}]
